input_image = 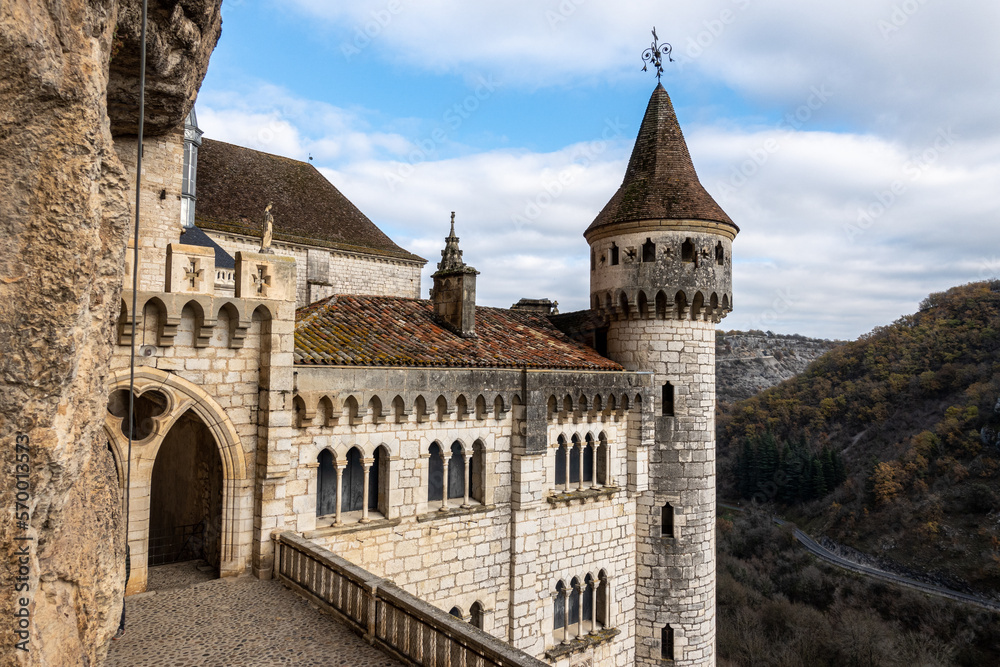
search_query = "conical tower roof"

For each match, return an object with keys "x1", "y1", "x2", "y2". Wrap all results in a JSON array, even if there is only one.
[{"x1": 586, "y1": 83, "x2": 737, "y2": 236}]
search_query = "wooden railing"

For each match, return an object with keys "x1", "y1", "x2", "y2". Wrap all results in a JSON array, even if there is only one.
[{"x1": 274, "y1": 532, "x2": 549, "y2": 667}]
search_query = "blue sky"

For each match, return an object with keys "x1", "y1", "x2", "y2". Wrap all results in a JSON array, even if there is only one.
[{"x1": 195, "y1": 0, "x2": 1000, "y2": 340}]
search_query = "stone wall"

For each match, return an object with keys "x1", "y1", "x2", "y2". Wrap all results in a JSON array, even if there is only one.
[
  {"x1": 609, "y1": 318, "x2": 717, "y2": 667},
  {"x1": 109, "y1": 247, "x2": 297, "y2": 593},
  {"x1": 116, "y1": 129, "x2": 186, "y2": 293},
  {"x1": 205, "y1": 230, "x2": 424, "y2": 308},
  {"x1": 287, "y1": 367, "x2": 651, "y2": 666}
]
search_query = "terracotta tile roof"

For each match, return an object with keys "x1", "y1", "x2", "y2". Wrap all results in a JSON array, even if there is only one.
[
  {"x1": 294, "y1": 296, "x2": 623, "y2": 370},
  {"x1": 586, "y1": 83, "x2": 737, "y2": 235},
  {"x1": 194, "y1": 139, "x2": 424, "y2": 263}
]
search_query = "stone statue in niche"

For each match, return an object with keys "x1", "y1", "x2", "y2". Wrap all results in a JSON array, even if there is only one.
[{"x1": 260, "y1": 202, "x2": 274, "y2": 253}]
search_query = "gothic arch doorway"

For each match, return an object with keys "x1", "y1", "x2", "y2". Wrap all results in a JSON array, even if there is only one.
[
  {"x1": 148, "y1": 410, "x2": 224, "y2": 570},
  {"x1": 106, "y1": 367, "x2": 250, "y2": 593}
]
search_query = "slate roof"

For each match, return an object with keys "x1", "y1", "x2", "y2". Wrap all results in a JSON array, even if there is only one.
[
  {"x1": 294, "y1": 296, "x2": 623, "y2": 370},
  {"x1": 179, "y1": 225, "x2": 235, "y2": 269},
  {"x1": 194, "y1": 139, "x2": 424, "y2": 263},
  {"x1": 548, "y1": 309, "x2": 607, "y2": 338},
  {"x1": 586, "y1": 83, "x2": 737, "y2": 235}
]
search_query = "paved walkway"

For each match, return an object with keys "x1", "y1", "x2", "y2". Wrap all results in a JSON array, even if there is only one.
[{"x1": 105, "y1": 562, "x2": 402, "y2": 667}]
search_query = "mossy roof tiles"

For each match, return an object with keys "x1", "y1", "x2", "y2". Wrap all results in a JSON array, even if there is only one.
[
  {"x1": 294, "y1": 296, "x2": 622, "y2": 370},
  {"x1": 195, "y1": 139, "x2": 424, "y2": 263},
  {"x1": 586, "y1": 83, "x2": 737, "y2": 235}
]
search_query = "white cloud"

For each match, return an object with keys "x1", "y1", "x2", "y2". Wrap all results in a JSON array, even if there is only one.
[
  {"x1": 285, "y1": 0, "x2": 1000, "y2": 143},
  {"x1": 196, "y1": 4, "x2": 1000, "y2": 340}
]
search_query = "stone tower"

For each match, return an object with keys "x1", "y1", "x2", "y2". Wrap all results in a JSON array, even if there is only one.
[{"x1": 585, "y1": 83, "x2": 738, "y2": 666}]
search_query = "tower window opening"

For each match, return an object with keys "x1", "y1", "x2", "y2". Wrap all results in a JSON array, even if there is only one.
[
  {"x1": 662, "y1": 382, "x2": 674, "y2": 416},
  {"x1": 661, "y1": 624, "x2": 674, "y2": 660},
  {"x1": 590, "y1": 249, "x2": 596, "y2": 271},
  {"x1": 681, "y1": 239, "x2": 694, "y2": 263},
  {"x1": 610, "y1": 243, "x2": 619, "y2": 266},
  {"x1": 715, "y1": 241, "x2": 724, "y2": 265},
  {"x1": 642, "y1": 238, "x2": 656, "y2": 262},
  {"x1": 661, "y1": 502, "x2": 674, "y2": 538}
]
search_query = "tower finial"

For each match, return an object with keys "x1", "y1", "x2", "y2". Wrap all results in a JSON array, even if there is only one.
[
  {"x1": 641, "y1": 27, "x2": 674, "y2": 82},
  {"x1": 450, "y1": 211, "x2": 456, "y2": 236}
]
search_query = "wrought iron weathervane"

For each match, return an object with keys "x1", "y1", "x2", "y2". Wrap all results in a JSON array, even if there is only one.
[{"x1": 641, "y1": 27, "x2": 674, "y2": 82}]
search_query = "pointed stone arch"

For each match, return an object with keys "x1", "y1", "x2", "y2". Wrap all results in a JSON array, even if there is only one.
[{"x1": 106, "y1": 367, "x2": 249, "y2": 592}]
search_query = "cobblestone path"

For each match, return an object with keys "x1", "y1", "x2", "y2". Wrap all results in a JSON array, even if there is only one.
[{"x1": 105, "y1": 564, "x2": 402, "y2": 667}]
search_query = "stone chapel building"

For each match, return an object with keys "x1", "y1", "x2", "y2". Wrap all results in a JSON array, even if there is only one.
[{"x1": 105, "y1": 82, "x2": 736, "y2": 667}]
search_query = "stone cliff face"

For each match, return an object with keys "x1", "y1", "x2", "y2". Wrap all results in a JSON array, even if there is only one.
[
  {"x1": 716, "y1": 331, "x2": 842, "y2": 406},
  {"x1": 0, "y1": 2, "x2": 220, "y2": 664}
]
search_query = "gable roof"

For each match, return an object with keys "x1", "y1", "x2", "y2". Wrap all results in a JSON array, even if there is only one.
[
  {"x1": 294, "y1": 296, "x2": 622, "y2": 371},
  {"x1": 586, "y1": 83, "x2": 736, "y2": 236},
  {"x1": 194, "y1": 139, "x2": 424, "y2": 263}
]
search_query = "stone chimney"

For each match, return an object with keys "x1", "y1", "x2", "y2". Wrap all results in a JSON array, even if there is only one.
[{"x1": 431, "y1": 212, "x2": 479, "y2": 337}]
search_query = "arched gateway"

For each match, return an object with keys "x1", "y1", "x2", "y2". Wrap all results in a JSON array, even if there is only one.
[{"x1": 105, "y1": 367, "x2": 250, "y2": 593}]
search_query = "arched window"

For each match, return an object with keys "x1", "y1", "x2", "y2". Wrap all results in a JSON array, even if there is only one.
[
  {"x1": 341, "y1": 447, "x2": 364, "y2": 512},
  {"x1": 475, "y1": 395, "x2": 487, "y2": 420},
  {"x1": 569, "y1": 577, "x2": 581, "y2": 632},
  {"x1": 555, "y1": 437, "x2": 567, "y2": 487},
  {"x1": 583, "y1": 435, "x2": 595, "y2": 485},
  {"x1": 642, "y1": 238, "x2": 656, "y2": 262},
  {"x1": 661, "y1": 624, "x2": 674, "y2": 660},
  {"x1": 449, "y1": 606, "x2": 463, "y2": 619},
  {"x1": 547, "y1": 395, "x2": 558, "y2": 420},
  {"x1": 456, "y1": 395, "x2": 468, "y2": 421},
  {"x1": 428, "y1": 442, "x2": 444, "y2": 502},
  {"x1": 448, "y1": 441, "x2": 465, "y2": 500},
  {"x1": 715, "y1": 241, "x2": 724, "y2": 265},
  {"x1": 436, "y1": 395, "x2": 448, "y2": 422},
  {"x1": 372, "y1": 445, "x2": 388, "y2": 515},
  {"x1": 583, "y1": 574, "x2": 595, "y2": 630},
  {"x1": 681, "y1": 238, "x2": 694, "y2": 263},
  {"x1": 471, "y1": 440, "x2": 486, "y2": 503},
  {"x1": 554, "y1": 581, "x2": 567, "y2": 637},
  {"x1": 596, "y1": 433, "x2": 609, "y2": 486},
  {"x1": 596, "y1": 571, "x2": 608, "y2": 626},
  {"x1": 470, "y1": 601, "x2": 485, "y2": 630},
  {"x1": 610, "y1": 243, "x2": 619, "y2": 265},
  {"x1": 569, "y1": 437, "x2": 581, "y2": 485},
  {"x1": 414, "y1": 395, "x2": 427, "y2": 423},
  {"x1": 662, "y1": 382, "x2": 674, "y2": 416},
  {"x1": 661, "y1": 503, "x2": 674, "y2": 538},
  {"x1": 316, "y1": 450, "x2": 337, "y2": 517}
]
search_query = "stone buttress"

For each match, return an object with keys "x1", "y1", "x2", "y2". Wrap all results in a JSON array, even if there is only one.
[{"x1": 585, "y1": 83, "x2": 738, "y2": 666}]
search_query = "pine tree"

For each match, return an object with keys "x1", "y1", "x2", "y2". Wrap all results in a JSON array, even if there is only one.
[
  {"x1": 822, "y1": 447, "x2": 837, "y2": 491},
  {"x1": 811, "y1": 458, "x2": 828, "y2": 499}
]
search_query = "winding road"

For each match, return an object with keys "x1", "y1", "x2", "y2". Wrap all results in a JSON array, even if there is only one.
[{"x1": 718, "y1": 501, "x2": 1000, "y2": 613}]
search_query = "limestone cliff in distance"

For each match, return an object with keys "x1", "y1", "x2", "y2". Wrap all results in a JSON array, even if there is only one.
[
  {"x1": 716, "y1": 330, "x2": 842, "y2": 407},
  {"x1": 0, "y1": 1, "x2": 221, "y2": 664}
]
